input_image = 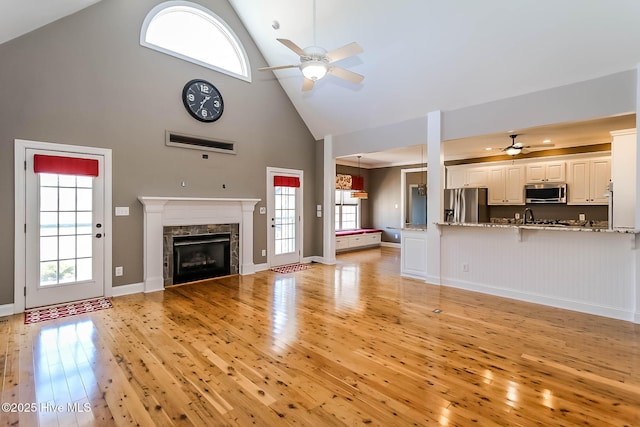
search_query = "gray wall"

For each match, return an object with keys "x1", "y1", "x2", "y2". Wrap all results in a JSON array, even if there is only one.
[
  {"x1": 369, "y1": 166, "x2": 404, "y2": 243},
  {"x1": 0, "y1": 0, "x2": 319, "y2": 304}
]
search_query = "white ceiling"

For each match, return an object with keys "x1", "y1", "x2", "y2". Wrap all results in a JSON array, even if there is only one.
[
  {"x1": 228, "y1": 0, "x2": 640, "y2": 140},
  {"x1": 2, "y1": 0, "x2": 640, "y2": 166},
  {"x1": 0, "y1": 0, "x2": 102, "y2": 45}
]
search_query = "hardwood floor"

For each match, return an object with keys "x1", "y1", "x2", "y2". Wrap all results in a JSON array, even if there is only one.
[{"x1": 2, "y1": 247, "x2": 639, "y2": 426}]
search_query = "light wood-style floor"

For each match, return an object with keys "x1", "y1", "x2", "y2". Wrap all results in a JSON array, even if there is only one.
[{"x1": 2, "y1": 247, "x2": 639, "y2": 426}]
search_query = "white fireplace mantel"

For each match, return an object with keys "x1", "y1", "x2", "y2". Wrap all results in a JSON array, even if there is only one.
[{"x1": 138, "y1": 196, "x2": 260, "y2": 293}]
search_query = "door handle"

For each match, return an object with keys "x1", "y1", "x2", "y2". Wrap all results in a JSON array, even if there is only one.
[
  {"x1": 96, "y1": 233, "x2": 103, "y2": 238},
  {"x1": 96, "y1": 223, "x2": 102, "y2": 228}
]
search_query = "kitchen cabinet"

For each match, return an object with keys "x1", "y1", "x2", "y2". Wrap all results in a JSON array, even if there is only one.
[
  {"x1": 526, "y1": 161, "x2": 565, "y2": 183},
  {"x1": 567, "y1": 158, "x2": 611, "y2": 205},
  {"x1": 487, "y1": 165, "x2": 525, "y2": 205},
  {"x1": 336, "y1": 231, "x2": 382, "y2": 252},
  {"x1": 446, "y1": 165, "x2": 488, "y2": 188}
]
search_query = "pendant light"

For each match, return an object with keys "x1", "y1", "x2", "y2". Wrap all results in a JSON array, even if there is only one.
[
  {"x1": 351, "y1": 155, "x2": 368, "y2": 199},
  {"x1": 417, "y1": 144, "x2": 427, "y2": 196}
]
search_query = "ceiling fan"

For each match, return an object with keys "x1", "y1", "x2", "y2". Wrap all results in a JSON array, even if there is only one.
[
  {"x1": 258, "y1": 0, "x2": 364, "y2": 92},
  {"x1": 502, "y1": 134, "x2": 554, "y2": 155}
]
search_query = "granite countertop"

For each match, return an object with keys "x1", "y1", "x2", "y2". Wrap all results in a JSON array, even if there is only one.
[
  {"x1": 388, "y1": 225, "x2": 428, "y2": 231},
  {"x1": 436, "y1": 221, "x2": 640, "y2": 234}
]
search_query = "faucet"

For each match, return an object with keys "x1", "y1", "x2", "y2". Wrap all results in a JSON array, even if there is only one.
[{"x1": 523, "y1": 208, "x2": 535, "y2": 224}]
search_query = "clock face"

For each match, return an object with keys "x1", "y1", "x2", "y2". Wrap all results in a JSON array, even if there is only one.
[{"x1": 182, "y1": 79, "x2": 224, "y2": 122}]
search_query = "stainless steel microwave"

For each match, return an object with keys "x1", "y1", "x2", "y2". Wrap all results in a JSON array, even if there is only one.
[{"x1": 524, "y1": 183, "x2": 567, "y2": 204}]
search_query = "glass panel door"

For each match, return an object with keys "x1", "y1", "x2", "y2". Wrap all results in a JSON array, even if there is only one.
[
  {"x1": 268, "y1": 169, "x2": 302, "y2": 267},
  {"x1": 26, "y1": 149, "x2": 104, "y2": 308}
]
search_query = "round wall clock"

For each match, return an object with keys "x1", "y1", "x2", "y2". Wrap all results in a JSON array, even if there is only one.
[{"x1": 182, "y1": 79, "x2": 224, "y2": 122}]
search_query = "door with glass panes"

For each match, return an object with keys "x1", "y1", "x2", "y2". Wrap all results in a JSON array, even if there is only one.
[
  {"x1": 25, "y1": 150, "x2": 105, "y2": 308},
  {"x1": 268, "y1": 169, "x2": 302, "y2": 267}
]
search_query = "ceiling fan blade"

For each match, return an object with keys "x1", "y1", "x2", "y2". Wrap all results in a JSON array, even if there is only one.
[
  {"x1": 258, "y1": 64, "x2": 299, "y2": 72},
  {"x1": 328, "y1": 66, "x2": 364, "y2": 84},
  {"x1": 277, "y1": 38, "x2": 306, "y2": 57},
  {"x1": 326, "y1": 42, "x2": 363, "y2": 63},
  {"x1": 302, "y1": 78, "x2": 315, "y2": 92}
]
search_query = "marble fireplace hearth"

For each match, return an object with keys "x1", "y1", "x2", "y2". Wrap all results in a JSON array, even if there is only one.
[{"x1": 139, "y1": 197, "x2": 260, "y2": 293}]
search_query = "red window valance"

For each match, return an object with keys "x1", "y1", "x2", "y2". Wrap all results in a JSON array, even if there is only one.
[
  {"x1": 274, "y1": 175, "x2": 300, "y2": 187},
  {"x1": 34, "y1": 154, "x2": 99, "y2": 177}
]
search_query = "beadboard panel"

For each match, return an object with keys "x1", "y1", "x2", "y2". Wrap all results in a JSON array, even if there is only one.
[{"x1": 440, "y1": 227, "x2": 636, "y2": 320}]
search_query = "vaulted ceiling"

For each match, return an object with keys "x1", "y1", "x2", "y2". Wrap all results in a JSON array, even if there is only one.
[{"x1": 3, "y1": 0, "x2": 640, "y2": 164}]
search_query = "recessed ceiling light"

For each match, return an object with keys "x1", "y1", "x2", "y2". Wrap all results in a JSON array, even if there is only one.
[{"x1": 543, "y1": 139, "x2": 551, "y2": 143}]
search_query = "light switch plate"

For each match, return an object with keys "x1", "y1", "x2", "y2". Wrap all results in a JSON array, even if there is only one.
[
  {"x1": 115, "y1": 266, "x2": 123, "y2": 276},
  {"x1": 259, "y1": 207, "x2": 266, "y2": 214},
  {"x1": 115, "y1": 206, "x2": 129, "y2": 216}
]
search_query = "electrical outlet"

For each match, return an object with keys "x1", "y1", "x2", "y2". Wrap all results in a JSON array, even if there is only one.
[
  {"x1": 394, "y1": 234, "x2": 398, "y2": 239},
  {"x1": 579, "y1": 213, "x2": 586, "y2": 221},
  {"x1": 115, "y1": 266, "x2": 123, "y2": 276},
  {"x1": 515, "y1": 213, "x2": 520, "y2": 220},
  {"x1": 462, "y1": 263, "x2": 469, "y2": 272},
  {"x1": 261, "y1": 249, "x2": 266, "y2": 257}
]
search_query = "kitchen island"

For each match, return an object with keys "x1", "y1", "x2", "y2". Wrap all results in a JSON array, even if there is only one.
[
  {"x1": 436, "y1": 222, "x2": 640, "y2": 322},
  {"x1": 398, "y1": 225, "x2": 428, "y2": 279}
]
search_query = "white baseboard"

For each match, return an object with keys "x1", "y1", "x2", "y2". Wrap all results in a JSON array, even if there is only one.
[
  {"x1": 442, "y1": 277, "x2": 635, "y2": 322},
  {"x1": 0, "y1": 303, "x2": 15, "y2": 316},
  {"x1": 111, "y1": 282, "x2": 144, "y2": 297},
  {"x1": 634, "y1": 312, "x2": 640, "y2": 324},
  {"x1": 254, "y1": 263, "x2": 269, "y2": 272},
  {"x1": 304, "y1": 256, "x2": 335, "y2": 265},
  {"x1": 381, "y1": 242, "x2": 401, "y2": 249}
]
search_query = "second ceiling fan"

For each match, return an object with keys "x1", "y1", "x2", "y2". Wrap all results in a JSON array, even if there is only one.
[
  {"x1": 258, "y1": 0, "x2": 364, "y2": 91},
  {"x1": 502, "y1": 134, "x2": 555, "y2": 155}
]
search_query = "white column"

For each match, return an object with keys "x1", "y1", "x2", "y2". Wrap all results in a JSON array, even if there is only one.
[
  {"x1": 240, "y1": 201, "x2": 256, "y2": 275},
  {"x1": 635, "y1": 64, "x2": 640, "y2": 323},
  {"x1": 426, "y1": 111, "x2": 443, "y2": 284},
  {"x1": 141, "y1": 200, "x2": 167, "y2": 293},
  {"x1": 323, "y1": 135, "x2": 337, "y2": 264}
]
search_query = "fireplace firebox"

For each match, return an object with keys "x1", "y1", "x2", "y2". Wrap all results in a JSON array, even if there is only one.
[{"x1": 172, "y1": 233, "x2": 230, "y2": 284}]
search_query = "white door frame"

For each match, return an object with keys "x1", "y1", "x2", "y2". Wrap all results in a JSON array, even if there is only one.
[
  {"x1": 266, "y1": 167, "x2": 304, "y2": 267},
  {"x1": 14, "y1": 139, "x2": 113, "y2": 313}
]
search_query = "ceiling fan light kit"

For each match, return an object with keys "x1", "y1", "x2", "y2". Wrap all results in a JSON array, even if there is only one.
[
  {"x1": 258, "y1": 0, "x2": 364, "y2": 91},
  {"x1": 301, "y1": 60, "x2": 328, "y2": 80},
  {"x1": 505, "y1": 146, "x2": 522, "y2": 156}
]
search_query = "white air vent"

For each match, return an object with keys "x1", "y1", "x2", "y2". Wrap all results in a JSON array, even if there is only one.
[{"x1": 165, "y1": 131, "x2": 236, "y2": 155}]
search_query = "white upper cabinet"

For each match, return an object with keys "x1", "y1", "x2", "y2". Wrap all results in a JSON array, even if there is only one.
[
  {"x1": 487, "y1": 165, "x2": 525, "y2": 205},
  {"x1": 446, "y1": 165, "x2": 488, "y2": 188},
  {"x1": 566, "y1": 157, "x2": 611, "y2": 205},
  {"x1": 525, "y1": 161, "x2": 566, "y2": 183}
]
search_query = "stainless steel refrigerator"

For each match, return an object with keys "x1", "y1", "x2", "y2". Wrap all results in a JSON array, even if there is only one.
[{"x1": 443, "y1": 187, "x2": 489, "y2": 223}]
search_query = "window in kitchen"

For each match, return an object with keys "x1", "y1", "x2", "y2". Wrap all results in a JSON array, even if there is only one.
[
  {"x1": 335, "y1": 190, "x2": 360, "y2": 231},
  {"x1": 140, "y1": 1, "x2": 251, "y2": 82}
]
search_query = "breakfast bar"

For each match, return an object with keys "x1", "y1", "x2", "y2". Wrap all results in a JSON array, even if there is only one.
[{"x1": 435, "y1": 222, "x2": 640, "y2": 322}]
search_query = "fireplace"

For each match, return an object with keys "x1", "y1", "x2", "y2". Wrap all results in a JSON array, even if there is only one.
[
  {"x1": 163, "y1": 223, "x2": 239, "y2": 286},
  {"x1": 173, "y1": 233, "x2": 230, "y2": 284},
  {"x1": 138, "y1": 197, "x2": 260, "y2": 293}
]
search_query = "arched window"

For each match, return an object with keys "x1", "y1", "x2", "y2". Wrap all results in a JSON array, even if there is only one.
[{"x1": 140, "y1": 1, "x2": 251, "y2": 82}]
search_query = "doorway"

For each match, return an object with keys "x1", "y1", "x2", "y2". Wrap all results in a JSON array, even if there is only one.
[
  {"x1": 15, "y1": 140, "x2": 112, "y2": 311},
  {"x1": 267, "y1": 167, "x2": 303, "y2": 267}
]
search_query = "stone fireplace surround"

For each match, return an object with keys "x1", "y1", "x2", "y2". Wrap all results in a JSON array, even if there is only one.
[{"x1": 139, "y1": 197, "x2": 260, "y2": 293}]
